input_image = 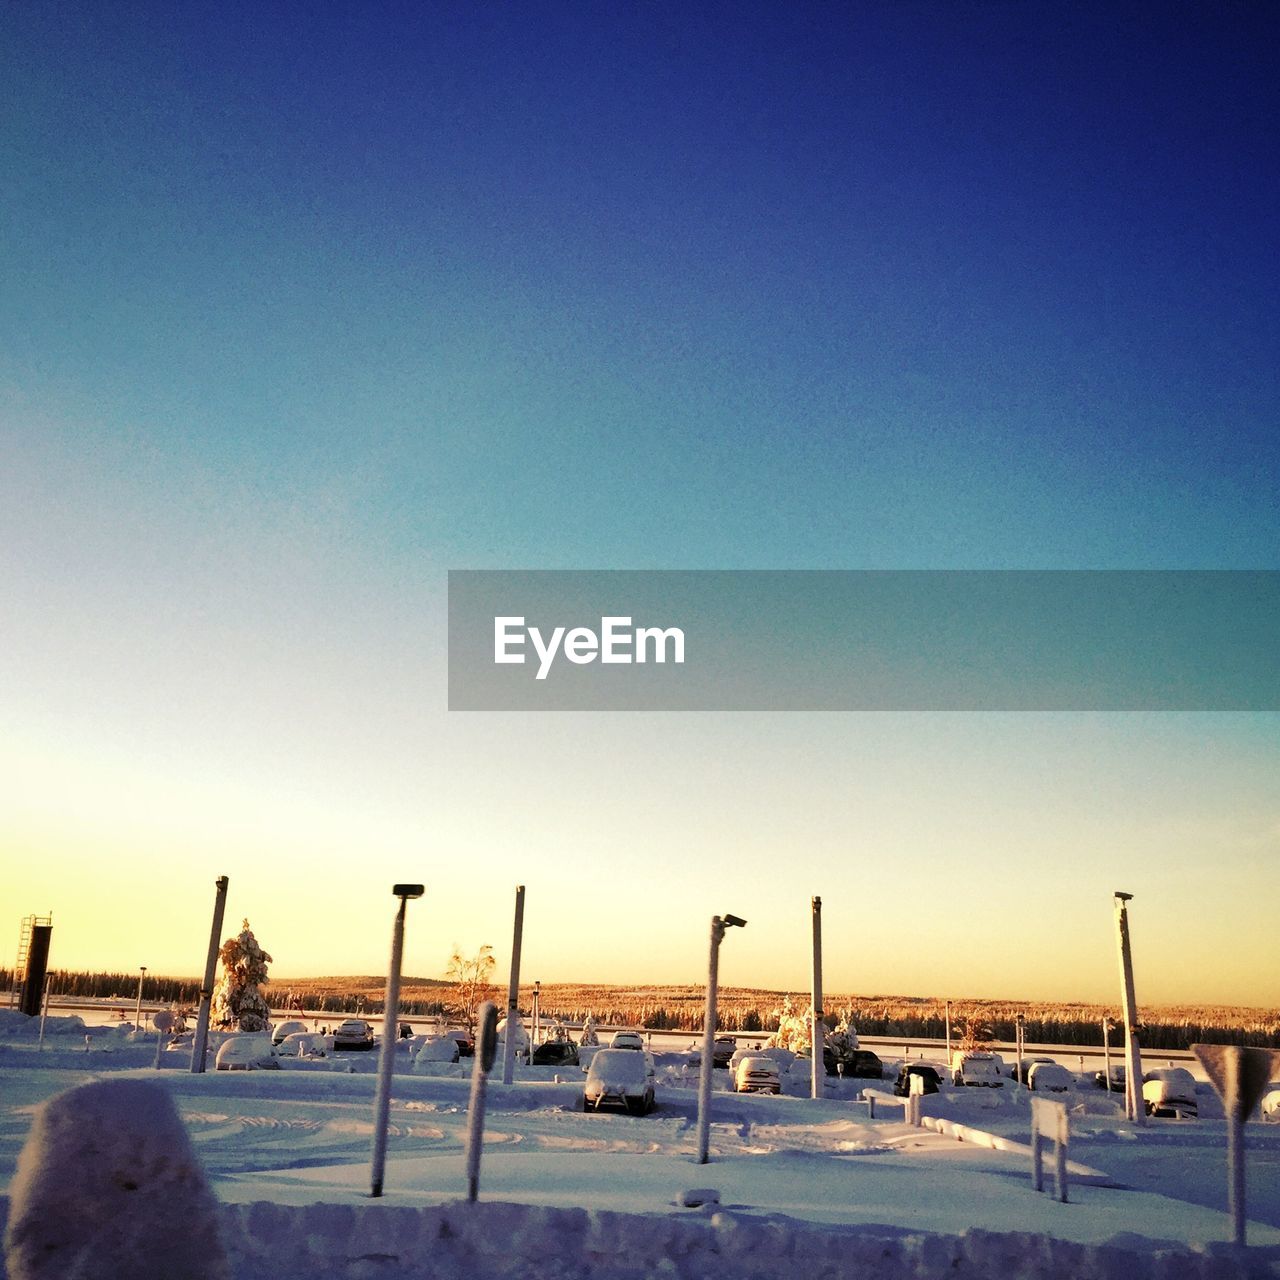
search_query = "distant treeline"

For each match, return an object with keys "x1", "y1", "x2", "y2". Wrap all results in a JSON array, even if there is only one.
[
  {"x1": 529, "y1": 1000, "x2": 1280, "y2": 1050},
  {"x1": 1, "y1": 969, "x2": 201, "y2": 1006},
  {"x1": 7, "y1": 970, "x2": 1276, "y2": 1050}
]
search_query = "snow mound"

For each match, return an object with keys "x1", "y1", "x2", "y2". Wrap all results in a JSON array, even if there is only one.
[
  {"x1": 0, "y1": 1011, "x2": 86, "y2": 1038},
  {"x1": 3, "y1": 1078, "x2": 228, "y2": 1280}
]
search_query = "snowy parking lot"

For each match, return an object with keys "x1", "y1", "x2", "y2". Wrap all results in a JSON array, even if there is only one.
[{"x1": 2, "y1": 1013, "x2": 1280, "y2": 1278}]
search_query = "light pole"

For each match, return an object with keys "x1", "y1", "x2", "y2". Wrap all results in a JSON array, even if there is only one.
[
  {"x1": 370, "y1": 883, "x2": 425, "y2": 1198},
  {"x1": 810, "y1": 896, "x2": 824, "y2": 1100},
  {"x1": 696, "y1": 913, "x2": 747, "y2": 1165},
  {"x1": 190, "y1": 876, "x2": 229, "y2": 1073},
  {"x1": 532, "y1": 980, "x2": 541, "y2": 1047},
  {"x1": 1113, "y1": 891, "x2": 1145, "y2": 1125},
  {"x1": 135, "y1": 966, "x2": 147, "y2": 1032},
  {"x1": 501, "y1": 885, "x2": 526, "y2": 1085}
]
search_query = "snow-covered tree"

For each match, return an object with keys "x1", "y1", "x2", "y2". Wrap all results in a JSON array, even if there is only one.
[
  {"x1": 579, "y1": 1014, "x2": 599, "y2": 1046},
  {"x1": 212, "y1": 920, "x2": 272, "y2": 1032},
  {"x1": 828, "y1": 1011, "x2": 859, "y2": 1054},
  {"x1": 765, "y1": 996, "x2": 814, "y2": 1055}
]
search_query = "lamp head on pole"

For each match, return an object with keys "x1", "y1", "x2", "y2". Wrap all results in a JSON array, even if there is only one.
[
  {"x1": 392, "y1": 884, "x2": 425, "y2": 900},
  {"x1": 722, "y1": 914, "x2": 748, "y2": 929}
]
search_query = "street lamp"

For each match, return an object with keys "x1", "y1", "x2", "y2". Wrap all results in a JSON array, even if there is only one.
[
  {"x1": 1113, "y1": 891, "x2": 1145, "y2": 1125},
  {"x1": 135, "y1": 966, "x2": 147, "y2": 1033},
  {"x1": 696, "y1": 913, "x2": 747, "y2": 1165},
  {"x1": 370, "y1": 884, "x2": 425, "y2": 1197}
]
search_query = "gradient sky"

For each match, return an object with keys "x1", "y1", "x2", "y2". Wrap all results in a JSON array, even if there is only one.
[{"x1": 2, "y1": 3, "x2": 1277, "y2": 1008}]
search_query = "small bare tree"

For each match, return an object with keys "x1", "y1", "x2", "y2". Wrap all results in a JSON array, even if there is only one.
[
  {"x1": 956, "y1": 1010, "x2": 995, "y2": 1056},
  {"x1": 444, "y1": 944, "x2": 495, "y2": 1036}
]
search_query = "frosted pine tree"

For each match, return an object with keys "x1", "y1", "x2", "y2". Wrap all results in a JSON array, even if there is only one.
[
  {"x1": 212, "y1": 919, "x2": 273, "y2": 1032},
  {"x1": 765, "y1": 995, "x2": 814, "y2": 1054},
  {"x1": 826, "y1": 1010, "x2": 860, "y2": 1071},
  {"x1": 580, "y1": 1014, "x2": 599, "y2": 1046}
]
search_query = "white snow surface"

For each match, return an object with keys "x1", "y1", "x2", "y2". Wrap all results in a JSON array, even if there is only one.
[{"x1": 2, "y1": 1015, "x2": 1280, "y2": 1278}]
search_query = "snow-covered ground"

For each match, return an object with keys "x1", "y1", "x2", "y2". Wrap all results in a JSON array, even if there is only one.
[{"x1": 2, "y1": 1012, "x2": 1278, "y2": 1278}]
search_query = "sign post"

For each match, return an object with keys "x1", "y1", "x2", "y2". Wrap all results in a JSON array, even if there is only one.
[{"x1": 1192, "y1": 1044, "x2": 1280, "y2": 1246}]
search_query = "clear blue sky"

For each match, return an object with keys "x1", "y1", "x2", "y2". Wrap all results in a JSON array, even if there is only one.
[{"x1": 2, "y1": 4, "x2": 1277, "y2": 1006}]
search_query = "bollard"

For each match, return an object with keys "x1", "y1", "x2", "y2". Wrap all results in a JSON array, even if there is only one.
[{"x1": 909, "y1": 1071, "x2": 925, "y2": 1126}]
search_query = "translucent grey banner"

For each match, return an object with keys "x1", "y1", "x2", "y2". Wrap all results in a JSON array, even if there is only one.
[{"x1": 447, "y1": 570, "x2": 1279, "y2": 711}]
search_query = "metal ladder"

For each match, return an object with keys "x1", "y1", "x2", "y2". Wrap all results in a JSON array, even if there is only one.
[{"x1": 11, "y1": 914, "x2": 52, "y2": 1008}]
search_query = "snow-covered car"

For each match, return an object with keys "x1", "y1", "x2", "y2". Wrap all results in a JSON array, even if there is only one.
[
  {"x1": 332, "y1": 1019, "x2": 375, "y2": 1051},
  {"x1": 415, "y1": 1035, "x2": 461, "y2": 1063},
  {"x1": 215, "y1": 1034, "x2": 278, "y2": 1071},
  {"x1": 610, "y1": 1030, "x2": 645, "y2": 1051},
  {"x1": 757, "y1": 1046, "x2": 796, "y2": 1071},
  {"x1": 1143, "y1": 1068, "x2": 1198, "y2": 1118},
  {"x1": 1011, "y1": 1056, "x2": 1057, "y2": 1084},
  {"x1": 438, "y1": 1028, "x2": 474, "y2": 1057},
  {"x1": 275, "y1": 1032, "x2": 326, "y2": 1058},
  {"x1": 1094, "y1": 1064, "x2": 1126, "y2": 1092},
  {"x1": 496, "y1": 1017, "x2": 529, "y2": 1054},
  {"x1": 952, "y1": 1053, "x2": 1004, "y2": 1087},
  {"x1": 733, "y1": 1055, "x2": 782, "y2": 1094},
  {"x1": 712, "y1": 1036, "x2": 737, "y2": 1067},
  {"x1": 1027, "y1": 1062, "x2": 1074, "y2": 1093},
  {"x1": 532, "y1": 1040, "x2": 580, "y2": 1067},
  {"x1": 894, "y1": 1063, "x2": 943, "y2": 1096},
  {"x1": 271, "y1": 1019, "x2": 309, "y2": 1046},
  {"x1": 584, "y1": 1048, "x2": 656, "y2": 1114},
  {"x1": 1261, "y1": 1086, "x2": 1280, "y2": 1122},
  {"x1": 842, "y1": 1050, "x2": 884, "y2": 1079}
]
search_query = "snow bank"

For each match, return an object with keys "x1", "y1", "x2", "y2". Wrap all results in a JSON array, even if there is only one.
[
  {"x1": 2, "y1": 1079, "x2": 228, "y2": 1280},
  {"x1": 2, "y1": 1197, "x2": 1273, "y2": 1280},
  {"x1": 0, "y1": 1011, "x2": 86, "y2": 1038}
]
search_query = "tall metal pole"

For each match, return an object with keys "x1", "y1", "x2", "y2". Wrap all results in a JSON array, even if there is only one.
[
  {"x1": 134, "y1": 966, "x2": 147, "y2": 1032},
  {"x1": 501, "y1": 885, "x2": 526, "y2": 1085},
  {"x1": 1102, "y1": 1017, "x2": 1112, "y2": 1090},
  {"x1": 533, "y1": 980, "x2": 541, "y2": 1047},
  {"x1": 37, "y1": 975, "x2": 51, "y2": 1051},
  {"x1": 944, "y1": 999, "x2": 952, "y2": 1068},
  {"x1": 190, "y1": 876, "x2": 229, "y2": 1073},
  {"x1": 696, "y1": 916, "x2": 725, "y2": 1165},
  {"x1": 810, "y1": 896, "x2": 824, "y2": 1099},
  {"x1": 371, "y1": 895, "x2": 409, "y2": 1197},
  {"x1": 1227, "y1": 1104, "x2": 1246, "y2": 1245},
  {"x1": 465, "y1": 1003, "x2": 500, "y2": 1201},
  {"x1": 1113, "y1": 893, "x2": 1145, "y2": 1125}
]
